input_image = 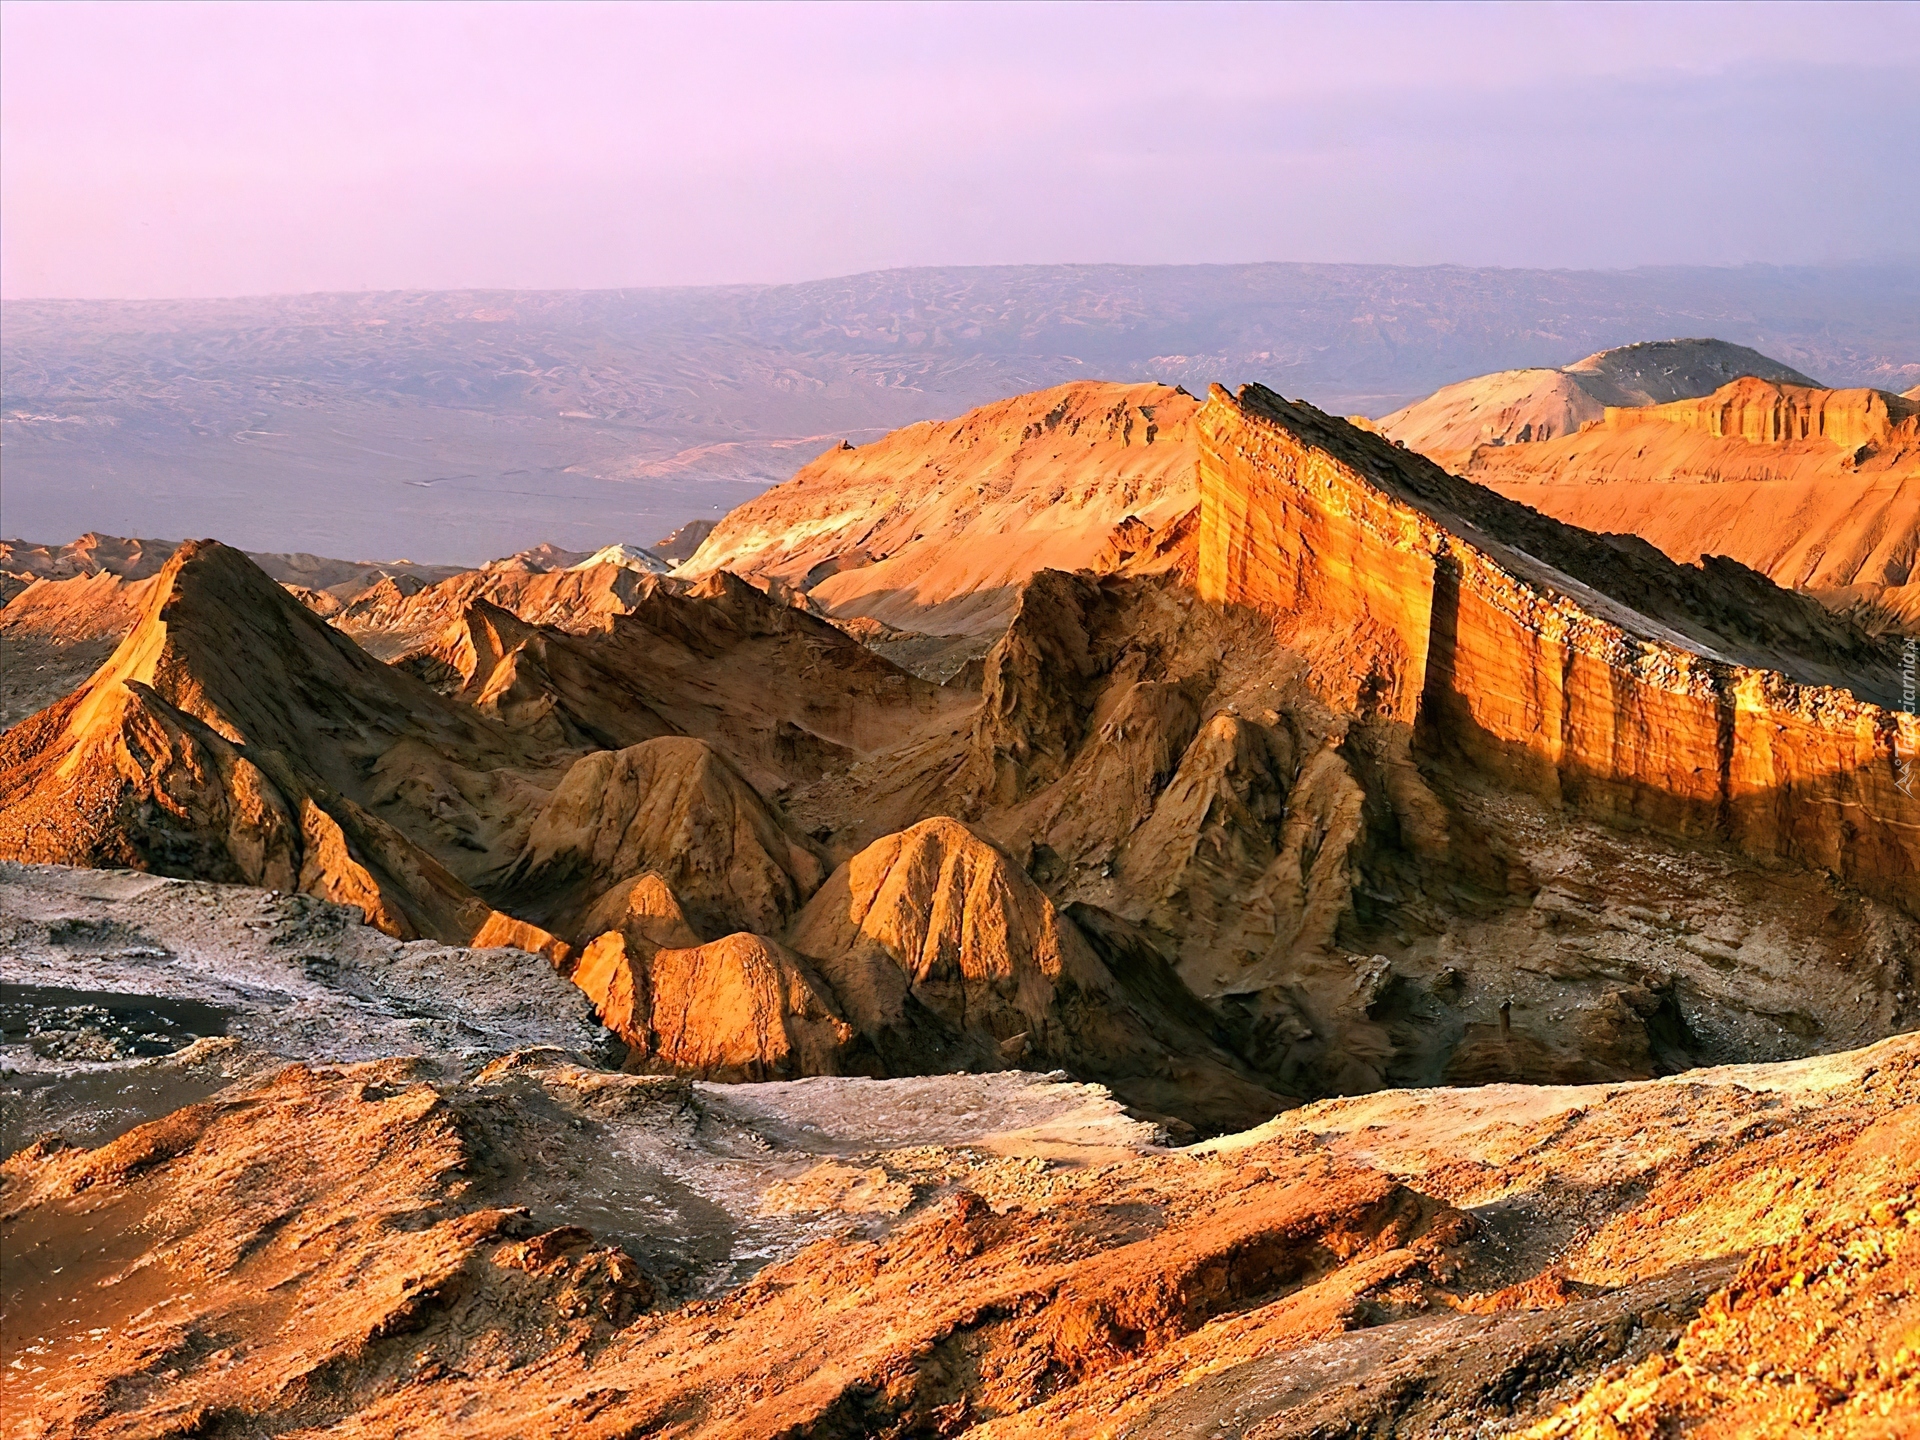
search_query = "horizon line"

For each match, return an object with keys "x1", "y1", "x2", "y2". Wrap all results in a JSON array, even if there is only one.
[{"x1": 8, "y1": 254, "x2": 1920, "y2": 307}]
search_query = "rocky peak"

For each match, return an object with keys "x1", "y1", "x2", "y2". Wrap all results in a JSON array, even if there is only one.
[{"x1": 1195, "y1": 384, "x2": 1917, "y2": 911}]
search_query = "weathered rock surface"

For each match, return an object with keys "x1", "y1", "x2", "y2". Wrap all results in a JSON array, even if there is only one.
[
  {"x1": 567, "y1": 542, "x2": 671, "y2": 574},
  {"x1": 1195, "y1": 383, "x2": 1916, "y2": 913},
  {"x1": 0, "y1": 861, "x2": 613, "y2": 1154},
  {"x1": 650, "y1": 518, "x2": 717, "y2": 565},
  {"x1": 1, "y1": 543, "x2": 1276, "y2": 1127},
  {"x1": 1, "y1": 533, "x2": 184, "y2": 587},
  {"x1": 781, "y1": 816, "x2": 1286, "y2": 1132},
  {"x1": 0, "y1": 571, "x2": 169, "y2": 727},
  {"x1": 3, "y1": 381, "x2": 1915, "y2": 1125},
  {"x1": 676, "y1": 380, "x2": 1202, "y2": 633},
  {"x1": 0, "y1": 542, "x2": 567, "y2": 954},
  {"x1": 1459, "y1": 378, "x2": 1920, "y2": 633},
  {"x1": 0, "y1": 536, "x2": 512, "y2": 726},
  {"x1": 4, "y1": 1004, "x2": 1911, "y2": 1438},
  {"x1": 0, "y1": 532, "x2": 466, "y2": 605},
  {"x1": 509, "y1": 737, "x2": 826, "y2": 944},
  {"x1": 480, "y1": 541, "x2": 594, "y2": 574},
  {"x1": 5, "y1": 338, "x2": 1920, "y2": 1434},
  {"x1": 1374, "y1": 339, "x2": 1821, "y2": 472},
  {"x1": 326, "y1": 560, "x2": 673, "y2": 660},
  {"x1": 795, "y1": 572, "x2": 1909, "y2": 1099},
  {"x1": 573, "y1": 929, "x2": 858, "y2": 1081},
  {"x1": 573, "y1": 870, "x2": 704, "y2": 955},
  {"x1": 410, "y1": 573, "x2": 972, "y2": 795}
]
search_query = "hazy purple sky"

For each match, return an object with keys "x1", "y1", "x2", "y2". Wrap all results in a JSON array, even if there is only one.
[{"x1": 4, "y1": 1, "x2": 1916, "y2": 299}]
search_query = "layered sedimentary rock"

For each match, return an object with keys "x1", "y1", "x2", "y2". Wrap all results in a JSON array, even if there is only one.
[
  {"x1": 1374, "y1": 339, "x2": 1821, "y2": 472},
  {"x1": 5, "y1": 379, "x2": 1916, "y2": 1112},
  {"x1": 7, "y1": 343, "x2": 1919, "y2": 1437},
  {"x1": 1608, "y1": 376, "x2": 1918, "y2": 451},
  {"x1": 765, "y1": 380, "x2": 1914, "y2": 1093},
  {"x1": 1194, "y1": 383, "x2": 1918, "y2": 913},
  {"x1": 676, "y1": 381, "x2": 1202, "y2": 633},
  {"x1": 1460, "y1": 379, "x2": 1920, "y2": 632}
]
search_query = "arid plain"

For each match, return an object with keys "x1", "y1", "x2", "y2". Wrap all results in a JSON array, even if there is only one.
[{"x1": 3, "y1": 275, "x2": 1918, "y2": 1437}]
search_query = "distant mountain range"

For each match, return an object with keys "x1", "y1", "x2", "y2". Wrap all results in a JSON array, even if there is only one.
[{"x1": 6, "y1": 261, "x2": 1916, "y2": 562}]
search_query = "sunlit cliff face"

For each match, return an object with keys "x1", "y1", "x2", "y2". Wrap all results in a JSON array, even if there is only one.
[{"x1": 4, "y1": 344, "x2": 1918, "y2": 1436}]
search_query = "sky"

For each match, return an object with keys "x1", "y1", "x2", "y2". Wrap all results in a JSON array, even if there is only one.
[{"x1": 3, "y1": 0, "x2": 1917, "y2": 299}]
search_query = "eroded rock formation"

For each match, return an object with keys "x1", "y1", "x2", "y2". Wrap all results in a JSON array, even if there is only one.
[
  {"x1": 572, "y1": 930, "x2": 857, "y2": 1081},
  {"x1": 4, "y1": 1018, "x2": 1911, "y2": 1438},
  {"x1": 1374, "y1": 339, "x2": 1822, "y2": 472},
  {"x1": 0, "y1": 541, "x2": 566, "y2": 956},
  {"x1": 2, "y1": 378, "x2": 1914, "y2": 1112},
  {"x1": 1195, "y1": 383, "x2": 1917, "y2": 913},
  {"x1": 1458, "y1": 379, "x2": 1920, "y2": 633},
  {"x1": 510, "y1": 736, "x2": 826, "y2": 944},
  {"x1": 676, "y1": 380, "x2": 1203, "y2": 633}
]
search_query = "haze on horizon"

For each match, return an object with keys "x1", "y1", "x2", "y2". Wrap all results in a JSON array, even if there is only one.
[{"x1": 4, "y1": 0, "x2": 1918, "y2": 302}]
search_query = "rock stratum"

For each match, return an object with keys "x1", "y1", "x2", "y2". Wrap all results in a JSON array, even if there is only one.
[
  {"x1": 1373, "y1": 339, "x2": 1822, "y2": 471},
  {"x1": 1458, "y1": 379, "x2": 1920, "y2": 634},
  {"x1": 3, "y1": 364, "x2": 1917, "y2": 1434},
  {"x1": 2, "y1": 379, "x2": 1911, "y2": 1106},
  {"x1": 1374, "y1": 348, "x2": 1920, "y2": 635},
  {"x1": 676, "y1": 380, "x2": 1203, "y2": 633},
  {"x1": 1198, "y1": 383, "x2": 1914, "y2": 908}
]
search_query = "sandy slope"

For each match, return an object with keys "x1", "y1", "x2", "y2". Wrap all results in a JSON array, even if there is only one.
[
  {"x1": 1373, "y1": 339, "x2": 1819, "y2": 472},
  {"x1": 677, "y1": 380, "x2": 1202, "y2": 633},
  {"x1": 1462, "y1": 378, "x2": 1920, "y2": 631}
]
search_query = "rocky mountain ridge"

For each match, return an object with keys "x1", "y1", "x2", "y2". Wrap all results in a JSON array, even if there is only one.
[
  {"x1": 1455, "y1": 378, "x2": 1920, "y2": 633},
  {"x1": 4, "y1": 364, "x2": 1918, "y2": 1435},
  {"x1": 677, "y1": 380, "x2": 1202, "y2": 634},
  {"x1": 0, "y1": 528, "x2": 693, "y2": 727},
  {"x1": 1373, "y1": 339, "x2": 1821, "y2": 471},
  {"x1": 4, "y1": 384, "x2": 1910, "y2": 1115}
]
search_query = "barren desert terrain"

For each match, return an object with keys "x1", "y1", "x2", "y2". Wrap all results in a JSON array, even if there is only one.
[
  {"x1": 3, "y1": 337, "x2": 1916, "y2": 1436},
  {"x1": 7, "y1": 262, "x2": 1916, "y2": 561}
]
